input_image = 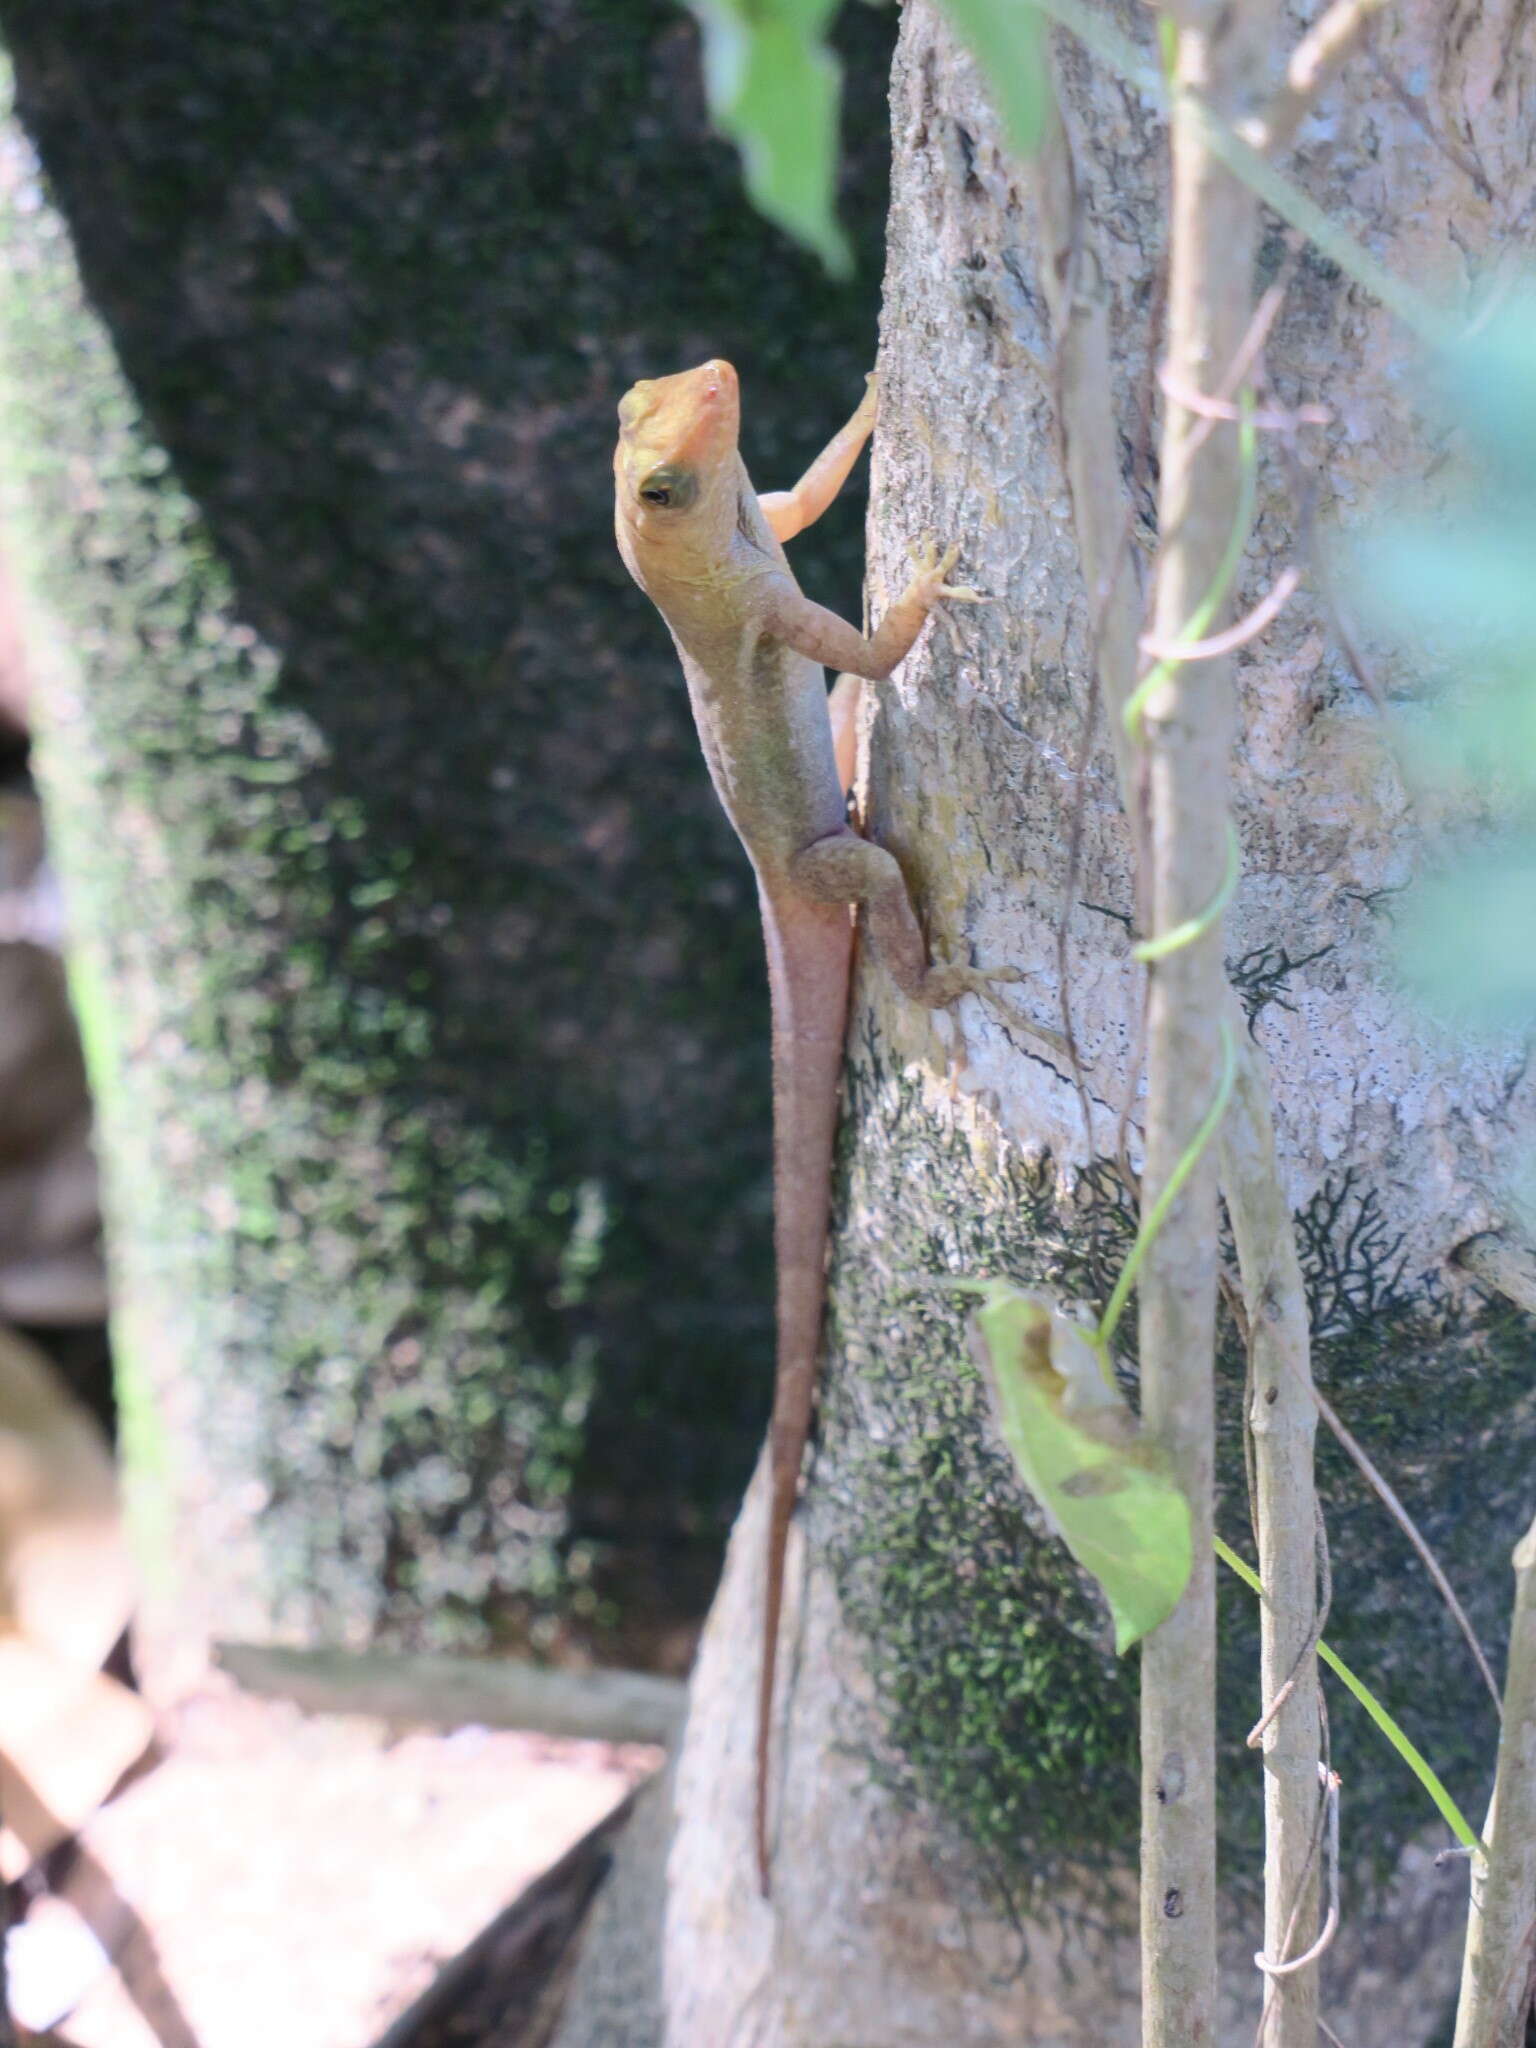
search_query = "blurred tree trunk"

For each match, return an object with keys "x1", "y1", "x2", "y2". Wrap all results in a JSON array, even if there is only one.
[
  {"x1": 556, "y1": 4, "x2": 1536, "y2": 2042},
  {"x1": 0, "y1": 0, "x2": 895, "y2": 1678}
]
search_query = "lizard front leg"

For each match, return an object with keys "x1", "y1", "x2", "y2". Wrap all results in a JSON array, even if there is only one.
[
  {"x1": 765, "y1": 538, "x2": 985, "y2": 683},
  {"x1": 757, "y1": 374, "x2": 879, "y2": 542}
]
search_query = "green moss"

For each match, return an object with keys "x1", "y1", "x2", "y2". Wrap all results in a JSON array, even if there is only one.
[
  {"x1": 822, "y1": 1065, "x2": 1531, "y2": 1911},
  {"x1": 0, "y1": 149, "x2": 600, "y2": 1641},
  {"x1": 820, "y1": 1069, "x2": 1141, "y2": 1903}
]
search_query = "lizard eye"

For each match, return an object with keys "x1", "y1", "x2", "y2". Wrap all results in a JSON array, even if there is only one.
[{"x1": 638, "y1": 466, "x2": 696, "y2": 511}]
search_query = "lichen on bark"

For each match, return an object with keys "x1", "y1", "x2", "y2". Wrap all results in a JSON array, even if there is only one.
[{"x1": 0, "y1": 125, "x2": 601, "y2": 1649}]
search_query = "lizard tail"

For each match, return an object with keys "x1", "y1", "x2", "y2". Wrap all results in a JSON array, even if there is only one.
[{"x1": 755, "y1": 888, "x2": 855, "y2": 1897}]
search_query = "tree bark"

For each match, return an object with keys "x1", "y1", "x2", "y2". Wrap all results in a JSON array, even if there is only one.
[
  {"x1": 560, "y1": 2, "x2": 1536, "y2": 2039},
  {"x1": 1454, "y1": 1513, "x2": 1536, "y2": 2048}
]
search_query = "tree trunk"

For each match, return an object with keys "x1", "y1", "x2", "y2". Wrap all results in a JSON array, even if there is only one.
[
  {"x1": 0, "y1": 0, "x2": 894, "y2": 1677},
  {"x1": 560, "y1": 3, "x2": 1536, "y2": 2039}
]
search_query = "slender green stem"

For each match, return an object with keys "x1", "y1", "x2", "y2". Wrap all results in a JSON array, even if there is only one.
[
  {"x1": 1215, "y1": 1535, "x2": 1481, "y2": 1850},
  {"x1": 1124, "y1": 394, "x2": 1258, "y2": 745},
  {"x1": 1133, "y1": 818, "x2": 1241, "y2": 963},
  {"x1": 1097, "y1": 1019, "x2": 1237, "y2": 1352}
]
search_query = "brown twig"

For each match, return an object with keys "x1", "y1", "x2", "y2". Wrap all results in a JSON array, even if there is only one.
[
  {"x1": 1312, "y1": 1388, "x2": 1503, "y2": 1718},
  {"x1": 1221, "y1": 984, "x2": 1324, "y2": 2048},
  {"x1": 1247, "y1": 1503, "x2": 1331, "y2": 1751},
  {"x1": 1157, "y1": 371, "x2": 1329, "y2": 433},
  {"x1": 1055, "y1": 656, "x2": 1111, "y2": 1251},
  {"x1": 1134, "y1": 6, "x2": 1280, "y2": 2033},
  {"x1": 1257, "y1": 1767, "x2": 1342, "y2": 1978},
  {"x1": 1162, "y1": 235, "x2": 1304, "y2": 481},
  {"x1": 1488, "y1": 1912, "x2": 1536, "y2": 2038},
  {"x1": 1032, "y1": 36, "x2": 1321, "y2": 2041},
  {"x1": 1364, "y1": 39, "x2": 1494, "y2": 202},
  {"x1": 1034, "y1": 62, "x2": 1156, "y2": 1261},
  {"x1": 1255, "y1": 1697, "x2": 1336, "y2": 2047},
  {"x1": 1453, "y1": 1514, "x2": 1536, "y2": 2047},
  {"x1": 1241, "y1": 0, "x2": 1395, "y2": 154}
]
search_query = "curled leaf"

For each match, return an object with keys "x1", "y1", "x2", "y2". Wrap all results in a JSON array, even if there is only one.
[{"x1": 969, "y1": 1283, "x2": 1192, "y2": 1652}]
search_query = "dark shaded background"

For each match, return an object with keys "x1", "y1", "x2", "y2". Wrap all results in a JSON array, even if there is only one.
[{"x1": 0, "y1": 0, "x2": 896, "y2": 1653}]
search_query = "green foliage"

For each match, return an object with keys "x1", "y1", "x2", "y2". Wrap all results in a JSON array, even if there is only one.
[
  {"x1": 687, "y1": 0, "x2": 851, "y2": 275},
  {"x1": 1394, "y1": 848, "x2": 1536, "y2": 1031},
  {"x1": 937, "y1": 0, "x2": 1048, "y2": 159},
  {"x1": 967, "y1": 1284, "x2": 1191, "y2": 1652},
  {"x1": 684, "y1": 0, "x2": 1047, "y2": 277},
  {"x1": 958, "y1": 1128, "x2": 1480, "y2": 1848},
  {"x1": 1354, "y1": 294, "x2": 1536, "y2": 1031},
  {"x1": 1443, "y1": 298, "x2": 1536, "y2": 471}
]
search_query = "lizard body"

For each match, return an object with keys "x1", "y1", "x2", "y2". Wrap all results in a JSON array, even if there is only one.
[{"x1": 614, "y1": 359, "x2": 1002, "y2": 1895}]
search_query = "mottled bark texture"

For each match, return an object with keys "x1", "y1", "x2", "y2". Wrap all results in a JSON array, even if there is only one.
[
  {"x1": 567, "y1": 2, "x2": 1536, "y2": 2041},
  {"x1": 0, "y1": 0, "x2": 894, "y2": 1667},
  {"x1": 1455, "y1": 1513, "x2": 1536, "y2": 2048}
]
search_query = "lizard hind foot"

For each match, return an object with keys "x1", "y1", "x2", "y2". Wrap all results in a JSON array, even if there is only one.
[
  {"x1": 960, "y1": 970, "x2": 1079, "y2": 1063},
  {"x1": 919, "y1": 959, "x2": 1028, "y2": 1009}
]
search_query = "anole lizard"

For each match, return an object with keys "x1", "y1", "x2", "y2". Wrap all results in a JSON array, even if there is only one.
[{"x1": 614, "y1": 359, "x2": 1012, "y2": 1895}]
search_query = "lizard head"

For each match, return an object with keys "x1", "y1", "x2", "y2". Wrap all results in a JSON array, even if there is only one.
[{"x1": 614, "y1": 359, "x2": 741, "y2": 544}]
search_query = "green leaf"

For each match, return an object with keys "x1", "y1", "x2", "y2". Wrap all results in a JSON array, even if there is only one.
[
  {"x1": 1346, "y1": 318, "x2": 1536, "y2": 1031},
  {"x1": 1358, "y1": 523, "x2": 1536, "y2": 674},
  {"x1": 938, "y1": 0, "x2": 1049, "y2": 159},
  {"x1": 686, "y1": 0, "x2": 851, "y2": 276},
  {"x1": 1395, "y1": 838, "x2": 1536, "y2": 1028},
  {"x1": 970, "y1": 1284, "x2": 1192, "y2": 1652},
  {"x1": 1442, "y1": 288, "x2": 1536, "y2": 477}
]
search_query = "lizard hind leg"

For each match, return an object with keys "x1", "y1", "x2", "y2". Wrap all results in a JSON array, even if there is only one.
[{"x1": 787, "y1": 828, "x2": 1024, "y2": 1011}]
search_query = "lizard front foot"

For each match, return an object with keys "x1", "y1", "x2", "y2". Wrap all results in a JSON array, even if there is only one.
[{"x1": 907, "y1": 534, "x2": 990, "y2": 608}]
